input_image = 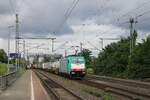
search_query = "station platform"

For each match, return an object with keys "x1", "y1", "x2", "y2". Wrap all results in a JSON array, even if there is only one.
[{"x1": 0, "y1": 70, "x2": 50, "y2": 100}]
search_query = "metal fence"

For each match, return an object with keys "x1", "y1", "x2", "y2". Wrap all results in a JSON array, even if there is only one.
[{"x1": 0, "y1": 72, "x2": 18, "y2": 89}]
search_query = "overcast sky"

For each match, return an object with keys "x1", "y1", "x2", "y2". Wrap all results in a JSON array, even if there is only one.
[{"x1": 0, "y1": 0, "x2": 150, "y2": 56}]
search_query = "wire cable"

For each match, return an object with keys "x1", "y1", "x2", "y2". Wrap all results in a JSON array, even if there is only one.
[
  {"x1": 9, "y1": 0, "x2": 16, "y2": 14},
  {"x1": 136, "y1": 9, "x2": 150, "y2": 19},
  {"x1": 87, "y1": 41, "x2": 101, "y2": 51},
  {"x1": 55, "y1": 0, "x2": 80, "y2": 33},
  {"x1": 118, "y1": 0, "x2": 150, "y2": 20},
  {"x1": 64, "y1": 0, "x2": 77, "y2": 17}
]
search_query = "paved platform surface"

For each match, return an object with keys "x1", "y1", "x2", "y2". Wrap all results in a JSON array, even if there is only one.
[{"x1": 0, "y1": 70, "x2": 50, "y2": 100}]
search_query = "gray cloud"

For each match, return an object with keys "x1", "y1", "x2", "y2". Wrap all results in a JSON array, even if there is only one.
[
  {"x1": 19, "y1": 0, "x2": 74, "y2": 35},
  {"x1": 0, "y1": 0, "x2": 150, "y2": 38},
  {"x1": 0, "y1": 0, "x2": 13, "y2": 15}
]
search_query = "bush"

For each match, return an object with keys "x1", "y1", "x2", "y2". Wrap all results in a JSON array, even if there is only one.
[
  {"x1": 0, "y1": 63, "x2": 7, "y2": 75},
  {"x1": 86, "y1": 68, "x2": 94, "y2": 74}
]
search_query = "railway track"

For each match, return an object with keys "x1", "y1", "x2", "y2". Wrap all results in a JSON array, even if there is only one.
[
  {"x1": 34, "y1": 70, "x2": 84, "y2": 100},
  {"x1": 77, "y1": 75, "x2": 150, "y2": 100},
  {"x1": 87, "y1": 75, "x2": 150, "y2": 89},
  {"x1": 34, "y1": 69, "x2": 150, "y2": 100}
]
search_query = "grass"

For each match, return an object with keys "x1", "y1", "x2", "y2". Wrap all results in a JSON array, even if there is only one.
[
  {"x1": 0, "y1": 63, "x2": 7, "y2": 75},
  {"x1": 83, "y1": 88, "x2": 115, "y2": 100},
  {"x1": 83, "y1": 88, "x2": 103, "y2": 97},
  {"x1": 86, "y1": 68, "x2": 94, "y2": 74}
]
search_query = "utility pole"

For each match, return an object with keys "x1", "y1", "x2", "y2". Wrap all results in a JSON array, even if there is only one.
[
  {"x1": 51, "y1": 38, "x2": 56, "y2": 53},
  {"x1": 23, "y1": 40, "x2": 26, "y2": 68},
  {"x1": 100, "y1": 38, "x2": 103, "y2": 50},
  {"x1": 8, "y1": 27, "x2": 11, "y2": 73},
  {"x1": 8, "y1": 26, "x2": 14, "y2": 73},
  {"x1": 129, "y1": 18, "x2": 137, "y2": 55},
  {"x1": 65, "y1": 49, "x2": 67, "y2": 57},
  {"x1": 23, "y1": 40, "x2": 25, "y2": 59},
  {"x1": 16, "y1": 13, "x2": 19, "y2": 54},
  {"x1": 23, "y1": 40, "x2": 26, "y2": 69},
  {"x1": 27, "y1": 49, "x2": 29, "y2": 67},
  {"x1": 80, "y1": 42, "x2": 83, "y2": 53},
  {"x1": 15, "y1": 13, "x2": 20, "y2": 71}
]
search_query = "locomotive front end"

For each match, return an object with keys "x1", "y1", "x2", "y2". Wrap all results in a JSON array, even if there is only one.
[{"x1": 70, "y1": 57, "x2": 86, "y2": 78}]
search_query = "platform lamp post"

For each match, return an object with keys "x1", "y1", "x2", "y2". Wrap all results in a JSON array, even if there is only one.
[{"x1": 8, "y1": 25, "x2": 14, "y2": 73}]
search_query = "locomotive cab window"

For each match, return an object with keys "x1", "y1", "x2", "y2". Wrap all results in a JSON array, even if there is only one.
[{"x1": 72, "y1": 59, "x2": 84, "y2": 64}]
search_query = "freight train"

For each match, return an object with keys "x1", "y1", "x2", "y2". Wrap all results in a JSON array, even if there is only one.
[{"x1": 41, "y1": 56, "x2": 86, "y2": 78}]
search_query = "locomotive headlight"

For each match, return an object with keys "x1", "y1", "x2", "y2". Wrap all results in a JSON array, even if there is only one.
[{"x1": 82, "y1": 72, "x2": 85, "y2": 74}]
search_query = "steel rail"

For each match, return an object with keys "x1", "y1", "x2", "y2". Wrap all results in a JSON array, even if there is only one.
[
  {"x1": 34, "y1": 71, "x2": 61, "y2": 100},
  {"x1": 34, "y1": 70, "x2": 84, "y2": 100}
]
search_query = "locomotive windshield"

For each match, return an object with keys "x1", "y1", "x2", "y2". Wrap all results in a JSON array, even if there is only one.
[{"x1": 72, "y1": 59, "x2": 84, "y2": 64}]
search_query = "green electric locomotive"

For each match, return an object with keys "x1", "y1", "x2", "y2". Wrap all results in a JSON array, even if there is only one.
[{"x1": 59, "y1": 56, "x2": 86, "y2": 78}]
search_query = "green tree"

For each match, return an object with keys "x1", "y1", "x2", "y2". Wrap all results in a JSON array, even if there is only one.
[
  {"x1": 96, "y1": 37, "x2": 130, "y2": 77},
  {"x1": 127, "y1": 36, "x2": 150, "y2": 78},
  {"x1": 43, "y1": 55, "x2": 52, "y2": 63},
  {"x1": 78, "y1": 49, "x2": 92, "y2": 67},
  {"x1": 133, "y1": 29, "x2": 138, "y2": 47},
  {"x1": 33, "y1": 55, "x2": 39, "y2": 64},
  {"x1": 0, "y1": 49, "x2": 8, "y2": 63}
]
